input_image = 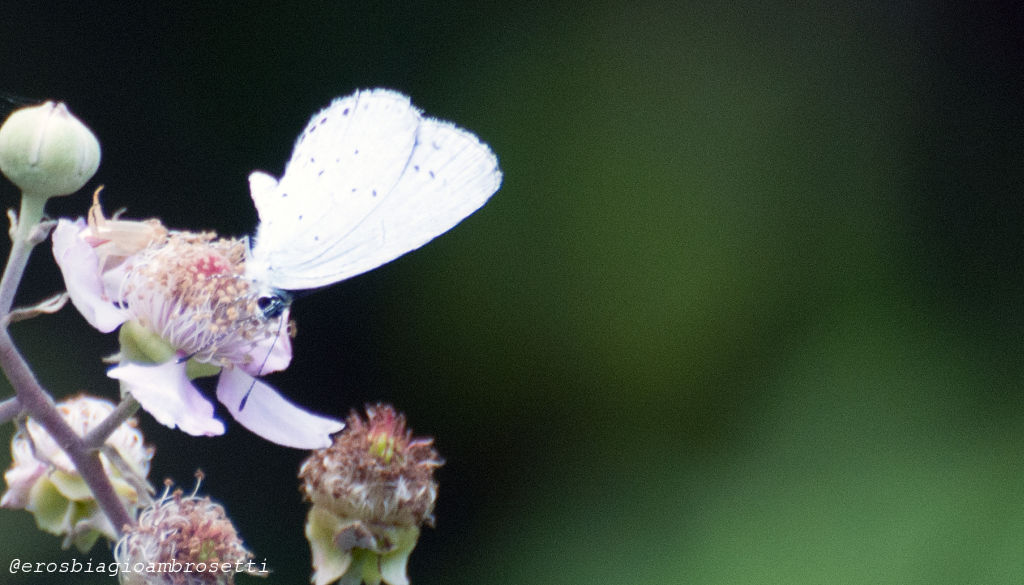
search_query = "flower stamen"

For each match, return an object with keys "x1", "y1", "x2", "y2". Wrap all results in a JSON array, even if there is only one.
[{"x1": 119, "y1": 232, "x2": 283, "y2": 368}]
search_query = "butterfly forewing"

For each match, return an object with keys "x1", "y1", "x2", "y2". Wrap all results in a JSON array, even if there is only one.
[
  {"x1": 247, "y1": 89, "x2": 502, "y2": 292},
  {"x1": 248, "y1": 89, "x2": 421, "y2": 288}
]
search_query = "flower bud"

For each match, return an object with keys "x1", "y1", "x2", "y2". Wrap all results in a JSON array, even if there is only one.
[
  {"x1": 0, "y1": 101, "x2": 100, "y2": 198},
  {"x1": 1, "y1": 395, "x2": 153, "y2": 551},
  {"x1": 300, "y1": 405, "x2": 442, "y2": 585},
  {"x1": 114, "y1": 481, "x2": 263, "y2": 585}
]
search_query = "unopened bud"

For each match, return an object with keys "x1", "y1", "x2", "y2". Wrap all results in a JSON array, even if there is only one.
[{"x1": 0, "y1": 101, "x2": 100, "y2": 199}]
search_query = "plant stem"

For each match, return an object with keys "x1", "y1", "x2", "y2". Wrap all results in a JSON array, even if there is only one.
[
  {"x1": 0, "y1": 395, "x2": 20, "y2": 423},
  {"x1": 0, "y1": 196, "x2": 45, "y2": 315},
  {"x1": 84, "y1": 394, "x2": 141, "y2": 449}
]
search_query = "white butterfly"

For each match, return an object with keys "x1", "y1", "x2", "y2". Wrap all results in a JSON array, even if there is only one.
[{"x1": 244, "y1": 88, "x2": 502, "y2": 312}]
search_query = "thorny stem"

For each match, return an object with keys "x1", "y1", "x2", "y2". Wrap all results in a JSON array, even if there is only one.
[{"x1": 0, "y1": 199, "x2": 133, "y2": 534}]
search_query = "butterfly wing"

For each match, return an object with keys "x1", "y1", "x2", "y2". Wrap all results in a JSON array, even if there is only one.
[{"x1": 246, "y1": 89, "x2": 501, "y2": 291}]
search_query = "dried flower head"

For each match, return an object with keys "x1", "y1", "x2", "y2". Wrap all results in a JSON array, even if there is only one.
[
  {"x1": 115, "y1": 479, "x2": 262, "y2": 585},
  {"x1": 1, "y1": 395, "x2": 153, "y2": 551},
  {"x1": 300, "y1": 405, "x2": 442, "y2": 585}
]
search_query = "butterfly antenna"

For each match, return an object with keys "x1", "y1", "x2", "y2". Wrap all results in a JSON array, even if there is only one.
[
  {"x1": 239, "y1": 385, "x2": 254, "y2": 410},
  {"x1": 239, "y1": 314, "x2": 287, "y2": 410}
]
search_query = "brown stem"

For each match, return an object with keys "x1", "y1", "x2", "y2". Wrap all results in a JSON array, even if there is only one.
[
  {"x1": 0, "y1": 395, "x2": 21, "y2": 423},
  {"x1": 83, "y1": 395, "x2": 141, "y2": 450}
]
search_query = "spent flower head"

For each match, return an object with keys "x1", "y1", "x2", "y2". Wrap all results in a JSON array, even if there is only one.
[
  {"x1": 115, "y1": 478, "x2": 262, "y2": 585},
  {"x1": 300, "y1": 404, "x2": 442, "y2": 585},
  {"x1": 52, "y1": 199, "x2": 342, "y2": 448},
  {"x1": 1, "y1": 395, "x2": 153, "y2": 551}
]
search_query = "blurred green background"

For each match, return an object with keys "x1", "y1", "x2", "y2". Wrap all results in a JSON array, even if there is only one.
[{"x1": 1, "y1": 1, "x2": 1023, "y2": 584}]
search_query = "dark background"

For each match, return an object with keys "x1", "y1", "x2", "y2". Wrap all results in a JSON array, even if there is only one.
[{"x1": 2, "y1": 2, "x2": 1024, "y2": 584}]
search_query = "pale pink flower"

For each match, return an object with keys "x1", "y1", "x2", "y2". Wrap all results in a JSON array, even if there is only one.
[
  {"x1": 52, "y1": 216, "x2": 343, "y2": 449},
  {"x1": 1, "y1": 395, "x2": 152, "y2": 551}
]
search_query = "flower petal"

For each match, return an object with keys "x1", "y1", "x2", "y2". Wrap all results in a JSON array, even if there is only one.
[
  {"x1": 109, "y1": 361, "x2": 225, "y2": 436},
  {"x1": 0, "y1": 451, "x2": 45, "y2": 509},
  {"x1": 51, "y1": 218, "x2": 126, "y2": 333},
  {"x1": 216, "y1": 367, "x2": 343, "y2": 449}
]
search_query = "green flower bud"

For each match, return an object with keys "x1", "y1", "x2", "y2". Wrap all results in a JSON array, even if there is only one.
[{"x1": 0, "y1": 101, "x2": 100, "y2": 199}]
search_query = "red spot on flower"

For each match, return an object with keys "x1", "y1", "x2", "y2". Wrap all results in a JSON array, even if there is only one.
[{"x1": 192, "y1": 253, "x2": 232, "y2": 278}]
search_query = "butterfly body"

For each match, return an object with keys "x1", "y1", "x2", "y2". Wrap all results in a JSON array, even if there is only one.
[{"x1": 244, "y1": 89, "x2": 502, "y2": 304}]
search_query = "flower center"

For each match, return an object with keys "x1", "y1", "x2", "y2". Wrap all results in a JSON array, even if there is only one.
[{"x1": 120, "y1": 231, "x2": 281, "y2": 368}]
